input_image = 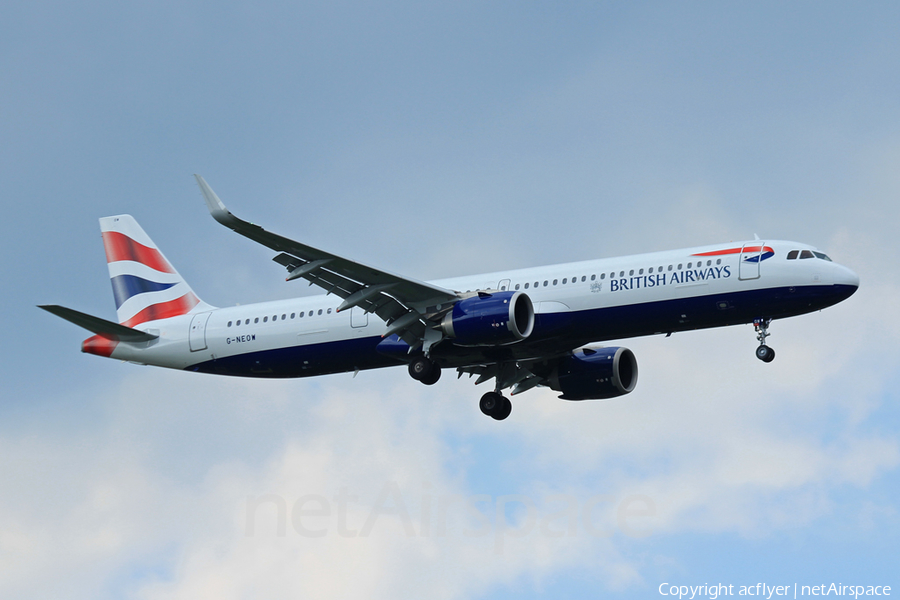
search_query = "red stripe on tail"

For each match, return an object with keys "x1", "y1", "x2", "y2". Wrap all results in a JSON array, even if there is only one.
[
  {"x1": 120, "y1": 292, "x2": 200, "y2": 327},
  {"x1": 102, "y1": 231, "x2": 176, "y2": 273},
  {"x1": 82, "y1": 335, "x2": 119, "y2": 357}
]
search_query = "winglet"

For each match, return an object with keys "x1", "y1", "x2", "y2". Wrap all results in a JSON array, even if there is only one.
[{"x1": 194, "y1": 174, "x2": 242, "y2": 229}]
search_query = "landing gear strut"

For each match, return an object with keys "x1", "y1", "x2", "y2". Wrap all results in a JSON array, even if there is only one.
[
  {"x1": 753, "y1": 317, "x2": 775, "y2": 363},
  {"x1": 479, "y1": 391, "x2": 512, "y2": 421},
  {"x1": 408, "y1": 356, "x2": 441, "y2": 385}
]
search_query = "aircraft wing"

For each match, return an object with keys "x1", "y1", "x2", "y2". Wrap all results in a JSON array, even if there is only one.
[{"x1": 194, "y1": 175, "x2": 459, "y2": 347}]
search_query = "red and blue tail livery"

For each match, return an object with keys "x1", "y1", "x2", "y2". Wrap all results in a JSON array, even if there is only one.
[
  {"x1": 39, "y1": 176, "x2": 859, "y2": 421},
  {"x1": 99, "y1": 215, "x2": 209, "y2": 327}
]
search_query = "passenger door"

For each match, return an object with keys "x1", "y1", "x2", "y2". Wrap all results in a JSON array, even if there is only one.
[
  {"x1": 189, "y1": 312, "x2": 212, "y2": 351},
  {"x1": 738, "y1": 243, "x2": 764, "y2": 280}
]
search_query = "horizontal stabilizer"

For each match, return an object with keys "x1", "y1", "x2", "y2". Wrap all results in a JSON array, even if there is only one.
[{"x1": 38, "y1": 305, "x2": 159, "y2": 342}]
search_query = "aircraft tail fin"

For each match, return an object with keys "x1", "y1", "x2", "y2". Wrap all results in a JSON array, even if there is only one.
[{"x1": 99, "y1": 215, "x2": 213, "y2": 326}]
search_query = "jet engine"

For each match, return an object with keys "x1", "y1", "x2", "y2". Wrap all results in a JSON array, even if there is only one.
[
  {"x1": 548, "y1": 347, "x2": 638, "y2": 400},
  {"x1": 441, "y1": 291, "x2": 534, "y2": 346}
]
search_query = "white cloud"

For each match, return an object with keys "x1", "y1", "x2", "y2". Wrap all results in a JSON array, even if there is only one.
[{"x1": 5, "y1": 285, "x2": 897, "y2": 599}]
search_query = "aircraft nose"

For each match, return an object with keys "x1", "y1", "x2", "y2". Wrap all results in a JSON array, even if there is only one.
[{"x1": 834, "y1": 264, "x2": 860, "y2": 294}]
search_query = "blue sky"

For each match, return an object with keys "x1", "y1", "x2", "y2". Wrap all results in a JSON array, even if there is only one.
[{"x1": 2, "y1": 2, "x2": 899, "y2": 598}]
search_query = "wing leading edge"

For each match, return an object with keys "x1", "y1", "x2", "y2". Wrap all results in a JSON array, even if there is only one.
[{"x1": 193, "y1": 175, "x2": 459, "y2": 347}]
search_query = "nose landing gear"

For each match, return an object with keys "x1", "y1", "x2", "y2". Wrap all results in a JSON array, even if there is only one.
[
  {"x1": 753, "y1": 317, "x2": 775, "y2": 363},
  {"x1": 479, "y1": 391, "x2": 512, "y2": 420}
]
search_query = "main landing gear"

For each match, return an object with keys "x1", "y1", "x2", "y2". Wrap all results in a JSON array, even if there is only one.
[
  {"x1": 753, "y1": 317, "x2": 775, "y2": 363},
  {"x1": 479, "y1": 391, "x2": 512, "y2": 421},
  {"x1": 408, "y1": 356, "x2": 512, "y2": 420},
  {"x1": 408, "y1": 356, "x2": 441, "y2": 385}
]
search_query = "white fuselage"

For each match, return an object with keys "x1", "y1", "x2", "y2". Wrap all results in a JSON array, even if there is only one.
[{"x1": 100, "y1": 239, "x2": 858, "y2": 377}]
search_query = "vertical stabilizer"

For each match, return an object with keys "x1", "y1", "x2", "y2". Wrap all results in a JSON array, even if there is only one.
[{"x1": 100, "y1": 215, "x2": 213, "y2": 326}]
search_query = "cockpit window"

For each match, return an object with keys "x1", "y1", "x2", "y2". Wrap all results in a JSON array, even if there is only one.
[
  {"x1": 813, "y1": 251, "x2": 832, "y2": 261},
  {"x1": 787, "y1": 250, "x2": 799, "y2": 260},
  {"x1": 799, "y1": 250, "x2": 815, "y2": 259}
]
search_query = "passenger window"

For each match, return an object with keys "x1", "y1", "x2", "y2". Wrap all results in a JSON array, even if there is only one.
[
  {"x1": 787, "y1": 250, "x2": 799, "y2": 260},
  {"x1": 263, "y1": 316, "x2": 268, "y2": 322},
  {"x1": 553, "y1": 279, "x2": 558, "y2": 285},
  {"x1": 254, "y1": 318, "x2": 259, "y2": 324},
  {"x1": 581, "y1": 276, "x2": 586, "y2": 282},
  {"x1": 707, "y1": 260, "x2": 712, "y2": 266},
  {"x1": 543, "y1": 281, "x2": 548, "y2": 287},
  {"x1": 318, "y1": 309, "x2": 323, "y2": 315},
  {"x1": 515, "y1": 284, "x2": 520, "y2": 290},
  {"x1": 648, "y1": 267, "x2": 653, "y2": 274},
  {"x1": 291, "y1": 313, "x2": 295, "y2": 319},
  {"x1": 677, "y1": 264, "x2": 682, "y2": 270},
  {"x1": 591, "y1": 274, "x2": 596, "y2": 281},
  {"x1": 245, "y1": 319, "x2": 250, "y2": 325},
  {"x1": 235, "y1": 320, "x2": 240, "y2": 327},
  {"x1": 716, "y1": 259, "x2": 721, "y2": 265},
  {"x1": 524, "y1": 282, "x2": 529, "y2": 289},
  {"x1": 668, "y1": 265, "x2": 673, "y2": 271},
  {"x1": 800, "y1": 250, "x2": 814, "y2": 259},
  {"x1": 687, "y1": 262, "x2": 692, "y2": 268},
  {"x1": 534, "y1": 282, "x2": 539, "y2": 288},
  {"x1": 299, "y1": 312, "x2": 304, "y2": 318},
  {"x1": 562, "y1": 278, "x2": 567, "y2": 284},
  {"x1": 327, "y1": 308, "x2": 332, "y2": 314},
  {"x1": 619, "y1": 271, "x2": 624, "y2": 278},
  {"x1": 600, "y1": 273, "x2": 605, "y2": 280},
  {"x1": 227, "y1": 321, "x2": 232, "y2": 327},
  {"x1": 639, "y1": 268, "x2": 644, "y2": 275}
]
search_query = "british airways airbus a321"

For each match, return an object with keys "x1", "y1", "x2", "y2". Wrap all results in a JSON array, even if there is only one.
[{"x1": 41, "y1": 176, "x2": 859, "y2": 420}]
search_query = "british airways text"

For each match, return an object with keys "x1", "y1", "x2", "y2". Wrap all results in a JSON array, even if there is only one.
[{"x1": 610, "y1": 266, "x2": 732, "y2": 292}]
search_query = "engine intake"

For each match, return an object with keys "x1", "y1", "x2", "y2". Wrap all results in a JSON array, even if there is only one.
[
  {"x1": 441, "y1": 291, "x2": 534, "y2": 346},
  {"x1": 549, "y1": 347, "x2": 638, "y2": 400}
]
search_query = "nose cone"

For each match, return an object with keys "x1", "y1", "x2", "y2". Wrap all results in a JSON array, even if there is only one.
[
  {"x1": 832, "y1": 264, "x2": 860, "y2": 301},
  {"x1": 837, "y1": 265, "x2": 860, "y2": 288}
]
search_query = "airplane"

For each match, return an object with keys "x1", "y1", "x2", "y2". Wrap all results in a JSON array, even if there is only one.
[{"x1": 40, "y1": 175, "x2": 860, "y2": 420}]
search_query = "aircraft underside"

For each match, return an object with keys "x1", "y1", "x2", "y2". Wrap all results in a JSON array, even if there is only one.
[{"x1": 186, "y1": 283, "x2": 857, "y2": 380}]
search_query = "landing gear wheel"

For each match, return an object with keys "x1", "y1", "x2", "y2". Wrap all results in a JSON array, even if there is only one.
[
  {"x1": 756, "y1": 345, "x2": 775, "y2": 363},
  {"x1": 494, "y1": 396, "x2": 512, "y2": 420},
  {"x1": 408, "y1": 356, "x2": 434, "y2": 381},
  {"x1": 479, "y1": 392, "x2": 512, "y2": 420},
  {"x1": 419, "y1": 365, "x2": 441, "y2": 385},
  {"x1": 753, "y1": 317, "x2": 775, "y2": 363}
]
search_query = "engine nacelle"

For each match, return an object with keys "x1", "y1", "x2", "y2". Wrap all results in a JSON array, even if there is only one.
[
  {"x1": 441, "y1": 291, "x2": 534, "y2": 346},
  {"x1": 548, "y1": 347, "x2": 638, "y2": 400}
]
